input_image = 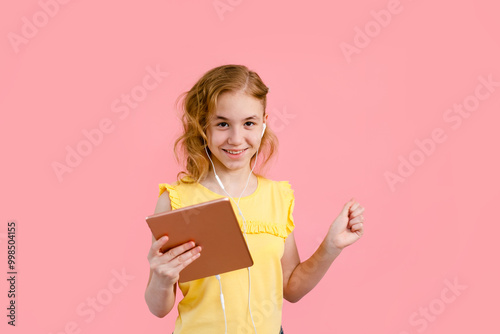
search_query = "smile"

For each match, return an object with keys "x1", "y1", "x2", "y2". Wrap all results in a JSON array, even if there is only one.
[{"x1": 222, "y1": 148, "x2": 248, "y2": 157}]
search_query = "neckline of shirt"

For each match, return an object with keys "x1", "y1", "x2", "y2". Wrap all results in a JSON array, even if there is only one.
[{"x1": 195, "y1": 175, "x2": 262, "y2": 200}]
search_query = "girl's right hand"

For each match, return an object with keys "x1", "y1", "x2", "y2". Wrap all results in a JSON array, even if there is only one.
[{"x1": 147, "y1": 236, "x2": 202, "y2": 287}]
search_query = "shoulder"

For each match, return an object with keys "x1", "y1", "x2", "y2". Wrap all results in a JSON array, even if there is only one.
[
  {"x1": 155, "y1": 189, "x2": 172, "y2": 214},
  {"x1": 158, "y1": 180, "x2": 178, "y2": 197},
  {"x1": 158, "y1": 177, "x2": 194, "y2": 210},
  {"x1": 158, "y1": 176, "x2": 192, "y2": 194},
  {"x1": 157, "y1": 178, "x2": 183, "y2": 201},
  {"x1": 257, "y1": 176, "x2": 294, "y2": 203},
  {"x1": 260, "y1": 176, "x2": 293, "y2": 192}
]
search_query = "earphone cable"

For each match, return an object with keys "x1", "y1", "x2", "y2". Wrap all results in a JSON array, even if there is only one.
[{"x1": 204, "y1": 142, "x2": 260, "y2": 334}]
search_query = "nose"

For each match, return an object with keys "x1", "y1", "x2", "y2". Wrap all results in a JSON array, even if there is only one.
[{"x1": 227, "y1": 126, "x2": 244, "y2": 145}]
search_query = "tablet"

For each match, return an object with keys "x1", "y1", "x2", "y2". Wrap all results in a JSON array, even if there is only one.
[{"x1": 145, "y1": 197, "x2": 254, "y2": 283}]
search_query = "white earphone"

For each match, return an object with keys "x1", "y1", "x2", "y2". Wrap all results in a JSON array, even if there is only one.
[{"x1": 205, "y1": 122, "x2": 266, "y2": 334}]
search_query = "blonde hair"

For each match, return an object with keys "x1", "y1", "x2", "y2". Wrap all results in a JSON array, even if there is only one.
[{"x1": 173, "y1": 64, "x2": 279, "y2": 184}]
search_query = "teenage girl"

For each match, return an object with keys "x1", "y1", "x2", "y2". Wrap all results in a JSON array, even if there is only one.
[{"x1": 145, "y1": 64, "x2": 365, "y2": 334}]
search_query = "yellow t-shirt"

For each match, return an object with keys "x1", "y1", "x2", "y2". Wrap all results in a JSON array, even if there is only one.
[{"x1": 158, "y1": 174, "x2": 295, "y2": 334}]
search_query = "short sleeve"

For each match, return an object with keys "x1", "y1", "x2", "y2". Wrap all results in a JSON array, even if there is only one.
[
  {"x1": 158, "y1": 183, "x2": 181, "y2": 210},
  {"x1": 279, "y1": 181, "x2": 296, "y2": 238}
]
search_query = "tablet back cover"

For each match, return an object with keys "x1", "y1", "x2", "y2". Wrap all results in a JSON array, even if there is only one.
[{"x1": 145, "y1": 197, "x2": 254, "y2": 283}]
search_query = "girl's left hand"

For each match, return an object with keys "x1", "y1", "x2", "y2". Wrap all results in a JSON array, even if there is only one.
[{"x1": 328, "y1": 198, "x2": 365, "y2": 251}]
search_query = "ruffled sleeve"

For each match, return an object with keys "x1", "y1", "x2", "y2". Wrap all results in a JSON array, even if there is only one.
[
  {"x1": 279, "y1": 181, "x2": 296, "y2": 238},
  {"x1": 158, "y1": 183, "x2": 181, "y2": 210}
]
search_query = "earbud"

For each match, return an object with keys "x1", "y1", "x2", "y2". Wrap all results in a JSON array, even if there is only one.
[{"x1": 261, "y1": 123, "x2": 266, "y2": 138}]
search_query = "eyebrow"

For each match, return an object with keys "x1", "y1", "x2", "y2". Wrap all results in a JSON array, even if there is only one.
[{"x1": 214, "y1": 115, "x2": 258, "y2": 121}]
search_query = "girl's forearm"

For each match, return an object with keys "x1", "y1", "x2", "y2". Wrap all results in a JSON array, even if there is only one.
[
  {"x1": 285, "y1": 237, "x2": 342, "y2": 303},
  {"x1": 145, "y1": 274, "x2": 176, "y2": 318}
]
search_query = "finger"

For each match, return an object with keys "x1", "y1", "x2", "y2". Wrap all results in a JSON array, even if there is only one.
[
  {"x1": 176, "y1": 252, "x2": 202, "y2": 271},
  {"x1": 342, "y1": 198, "x2": 356, "y2": 216},
  {"x1": 352, "y1": 223, "x2": 364, "y2": 236},
  {"x1": 173, "y1": 246, "x2": 202, "y2": 267},
  {"x1": 347, "y1": 215, "x2": 364, "y2": 228},
  {"x1": 164, "y1": 241, "x2": 197, "y2": 260},
  {"x1": 350, "y1": 223, "x2": 363, "y2": 232},
  {"x1": 349, "y1": 206, "x2": 365, "y2": 218},
  {"x1": 349, "y1": 202, "x2": 361, "y2": 214},
  {"x1": 151, "y1": 235, "x2": 169, "y2": 255}
]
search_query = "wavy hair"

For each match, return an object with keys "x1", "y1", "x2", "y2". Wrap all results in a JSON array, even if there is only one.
[{"x1": 173, "y1": 64, "x2": 279, "y2": 184}]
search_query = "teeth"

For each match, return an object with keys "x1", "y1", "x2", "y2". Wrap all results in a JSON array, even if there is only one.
[{"x1": 225, "y1": 149, "x2": 245, "y2": 154}]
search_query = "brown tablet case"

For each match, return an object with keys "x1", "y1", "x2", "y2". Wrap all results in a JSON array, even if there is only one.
[{"x1": 145, "y1": 197, "x2": 254, "y2": 283}]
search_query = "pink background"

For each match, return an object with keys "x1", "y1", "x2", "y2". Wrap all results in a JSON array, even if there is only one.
[{"x1": 1, "y1": 0, "x2": 499, "y2": 333}]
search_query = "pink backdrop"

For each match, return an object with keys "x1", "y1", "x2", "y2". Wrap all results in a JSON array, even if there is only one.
[{"x1": 1, "y1": 0, "x2": 499, "y2": 333}]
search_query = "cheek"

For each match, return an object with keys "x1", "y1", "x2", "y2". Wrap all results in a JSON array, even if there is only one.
[{"x1": 208, "y1": 132, "x2": 224, "y2": 147}]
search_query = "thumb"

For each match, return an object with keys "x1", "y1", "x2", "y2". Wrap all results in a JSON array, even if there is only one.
[{"x1": 341, "y1": 198, "x2": 355, "y2": 216}]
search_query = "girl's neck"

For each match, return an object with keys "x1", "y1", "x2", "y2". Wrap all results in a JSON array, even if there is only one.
[{"x1": 202, "y1": 169, "x2": 258, "y2": 198}]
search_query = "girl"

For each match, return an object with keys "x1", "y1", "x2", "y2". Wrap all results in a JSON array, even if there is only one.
[{"x1": 145, "y1": 64, "x2": 365, "y2": 334}]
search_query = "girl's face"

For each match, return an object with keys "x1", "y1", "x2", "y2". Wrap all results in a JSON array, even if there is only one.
[{"x1": 206, "y1": 91, "x2": 268, "y2": 174}]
